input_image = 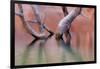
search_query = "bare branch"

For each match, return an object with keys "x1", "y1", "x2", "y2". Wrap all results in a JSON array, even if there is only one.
[
  {"x1": 43, "y1": 23, "x2": 54, "y2": 36},
  {"x1": 62, "y1": 6, "x2": 68, "y2": 16},
  {"x1": 58, "y1": 7, "x2": 81, "y2": 34},
  {"x1": 61, "y1": 6, "x2": 71, "y2": 44},
  {"x1": 31, "y1": 5, "x2": 54, "y2": 35},
  {"x1": 56, "y1": 7, "x2": 82, "y2": 40},
  {"x1": 31, "y1": 5, "x2": 42, "y2": 25},
  {"x1": 17, "y1": 4, "x2": 46, "y2": 39}
]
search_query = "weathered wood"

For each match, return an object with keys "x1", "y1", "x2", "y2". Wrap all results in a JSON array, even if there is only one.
[
  {"x1": 31, "y1": 5, "x2": 54, "y2": 35},
  {"x1": 17, "y1": 4, "x2": 46, "y2": 39},
  {"x1": 61, "y1": 6, "x2": 71, "y2": 44},
  {"x1": 31, "y1": 5, "x2": 44, "y2": 32},
  {"x1": 58, "y1": 7, "x2": 81, "y2": 34},
  {"x1": 56, "y1": 7, "x2": 82, "y2": 40},
  {"x1": 58, "y1": 8, "x2": 81, "y2": 34}
]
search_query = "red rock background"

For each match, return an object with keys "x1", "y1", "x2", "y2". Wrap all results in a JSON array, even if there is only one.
[{"x1": 15, "y1": 4, "x2": 95, "y2": 65}]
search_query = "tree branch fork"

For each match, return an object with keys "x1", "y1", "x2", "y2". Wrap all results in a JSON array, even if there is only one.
[{"x1": 15, "y1": 4, "x2": 82, "y2": 41}]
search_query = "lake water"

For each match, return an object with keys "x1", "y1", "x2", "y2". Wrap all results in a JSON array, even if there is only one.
[{"x1": 15, "y1": 33, "x2": 94, "y2": 65}]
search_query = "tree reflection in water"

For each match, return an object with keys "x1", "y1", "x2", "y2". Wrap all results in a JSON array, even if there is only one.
[
  {"x1": 21, "y1": 35, "x2": 83, "y2": 65},
  {"x1": 56, "y1": 38, "x2": 82, "y2": 63},
  {"x1": 21, "y1": 35, "x2": 52, "y2": 65}
]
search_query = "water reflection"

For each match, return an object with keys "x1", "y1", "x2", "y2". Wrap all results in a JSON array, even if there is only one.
[
  {"x1": 20, "y1": 35, "x2": 83, "y2": 65},
  {"x1": 21, "y1": 36, "x2": 51, "y2": 65},
  {"x1": 21, "y1": 39, "x2": 38, "y2": 65},
  {"x1": 56, "y1": 38, "x2": 82, "y2": 62}
]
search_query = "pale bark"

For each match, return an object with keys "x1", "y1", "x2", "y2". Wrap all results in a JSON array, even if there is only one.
[
  {"x1": 16, "y1": 5, "x2": 81, "y2": 40},
  {"x1": 16, "y1": 4, "x2": 53, "y2": 39},
  {"x1": 31, "y1": 5, "x2": 54, "y2": 35},
  {"x1": 17, "y1": 4, "x2": 46, "y2": 39},
  {"x1": 56, "y1": 7, "x2": 81, "y2": 41},
  {"x1": 61, "y1": 6, "x2": 71, "y2": 44},
  {"x1": 58, "y1": 7, "x2": 81, "y2": 34},
  {"x1": 31, "y1": 5, "x2": 43, "y2": 32}
]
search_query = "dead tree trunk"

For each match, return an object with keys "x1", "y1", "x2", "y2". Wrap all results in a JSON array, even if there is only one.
[
  {"x1": 61, "y1": 6, "x2": 71, "y2": 44},
  {"x1": 16, "y1": 4, "x2": 54, "y2": 39},
  {"x1": 16, "y1": 4, "x2": 46, "y2": 39},
  {"x1": 31, "y1": 5, "x2": 44, "y2": 32},
  {"x1": 55, "y1": 7, "x2": 82, "y2": 41},
  {"x1": 31, "y1": 5, "x2": 54, "y2": 37}
]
